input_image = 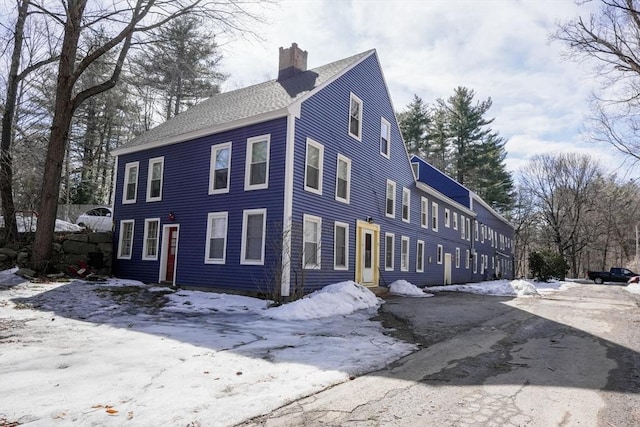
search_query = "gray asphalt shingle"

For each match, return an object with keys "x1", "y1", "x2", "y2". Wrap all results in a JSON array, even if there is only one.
[{"x1": 118, "y1": 49, "x2": 375, "y2": 151}]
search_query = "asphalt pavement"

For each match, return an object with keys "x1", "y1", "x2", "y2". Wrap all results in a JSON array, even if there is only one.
[{"x1": 240, "y1": 284, "x2": 640, "y2": 426}]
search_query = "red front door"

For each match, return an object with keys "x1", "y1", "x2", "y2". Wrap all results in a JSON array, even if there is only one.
[{"x1": 166, "y1": 226, "x2": 178, "y2": 282}]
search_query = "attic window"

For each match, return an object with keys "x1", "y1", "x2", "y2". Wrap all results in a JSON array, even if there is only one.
[
  {"x1": 349, "y1": 93, "x2": 362, "y2": 140},
  {"x1": 380, "y1": 118, "x2": 390, "y2": 157}
]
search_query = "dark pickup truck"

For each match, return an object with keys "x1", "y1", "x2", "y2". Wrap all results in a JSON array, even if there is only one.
[{"x1": 587, "y1": 267, "x2": 638, "y2": 284}]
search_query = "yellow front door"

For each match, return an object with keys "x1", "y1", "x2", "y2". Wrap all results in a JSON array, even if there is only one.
[{"x1": 355, "y1": 220, "x2": 380, "y2": 287}]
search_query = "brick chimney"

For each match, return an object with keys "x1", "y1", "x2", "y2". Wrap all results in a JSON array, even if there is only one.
[{"x1": 278, "y1": 43, "x2": 308, "y2": 81}]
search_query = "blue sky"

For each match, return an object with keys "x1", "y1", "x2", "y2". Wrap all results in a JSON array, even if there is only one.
[{"x1": 217, "y1": 0, "x2": 638, "y2": 180}]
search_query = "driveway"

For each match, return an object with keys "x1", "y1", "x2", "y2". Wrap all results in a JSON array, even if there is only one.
[{"x1": 240, "y1": 284, "x2": 640, "y2": 426}]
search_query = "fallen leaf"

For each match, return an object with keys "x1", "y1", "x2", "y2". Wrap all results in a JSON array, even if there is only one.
[{"x1": 106, "y1": 408, "x2": 118, "y2": 415}]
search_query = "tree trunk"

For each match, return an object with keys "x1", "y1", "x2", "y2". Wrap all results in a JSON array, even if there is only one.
[
  {"x1": 31, "y1": 0, "x2": 87, "y2": 270},
  {"x1": 0, "y1": 0, "x2": 30, "y2": 244}
]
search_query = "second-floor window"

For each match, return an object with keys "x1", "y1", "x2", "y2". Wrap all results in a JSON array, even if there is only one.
[
  {"x1": 210, "y1": 142, "x2": 232, "y2": 194},
  {"x1": 432, "y1": 202, "x2": 439, "y2": 231},
  {"x1": 123, "y1": 162, "x2": 139, "y2": 204},
  {"x1": 245, "y1": 135, "x2": 270, "y2": 190},
  {"x1": 386, "y1": 180, "x2": 396, "y2": 218},
  {"x1": 304, "y1": 139, "x2": 324, "y2": 194},
  {"x1": 335, "y1": 154, "x2": 351, "y2": 203},
  {"x1": 147, "y1": 157, "x2": 164, "y2": 202},
  {"x1": 421, "y1": 197, "x2": 428, "y2": 228},
  {"x1": 349, "y1": 93, "x2": 362, "y2": 140},
  {"x1": 402, "y1": 188, "x2": 410, "y2": 223}
]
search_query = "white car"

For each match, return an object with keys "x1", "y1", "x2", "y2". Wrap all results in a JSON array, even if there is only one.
[{"x1": 76, "y1": 207, "x2": 113, "y2": 232}]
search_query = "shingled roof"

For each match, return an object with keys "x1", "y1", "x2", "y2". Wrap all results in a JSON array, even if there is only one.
[{"x1": 115, "y1": 49, "x2": 376, "y2": 153}]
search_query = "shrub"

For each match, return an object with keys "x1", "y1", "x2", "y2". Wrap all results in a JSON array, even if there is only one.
[{"x1": 529, "y1": 250, "x2": 568, "y2": 282}]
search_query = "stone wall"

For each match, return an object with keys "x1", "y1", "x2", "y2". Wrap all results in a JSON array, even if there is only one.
[{"x1": 0, "y1": 231, "x2": 113, "y2": 277}]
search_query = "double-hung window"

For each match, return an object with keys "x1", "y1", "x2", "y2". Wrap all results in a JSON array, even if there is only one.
[
  {"x1": 142, "y1": 218, "x2": 160, "y2": 260},
  {"x1": 401, "y1": 236, "x2": 410, "y2": 272},
  {"x1": 245, "y1": 135, "x2": 270, "y2": 190},
  {"x1": 402, "y1": 188, "x2": 410, "y2": 223},
  {"x1": 123, "y1": 162, "x2": 139, "y2": 204},
  {"x1": 118, "y1": 220, "x2": 135, "y2": 259},
  {"x1": 335, "y1": 154, "x2": 351, "y2": 203},
  {"x1": 146, "y1": 157, "x2": 164, "y2": 202},
  {"x1": 416, "y1": 240, "x2": 425, "y2": 273},
  {"x1": 334, "y1": 222, "x2": 349, "y2": 270},
  {"x1": 421, "y1": 197, "x2": 428, "y2": 228},
  {"x1": 431, "y1": 202, "x2": 439, "y2": 231},
  {"x1": 444, "y1": 208, "x2": 450, "y2": 228},
  {"x1": 380, "y1": 117, "x2": 390, "y2": 157},
  {"x1": 453, "y1": 212, "x2": 458, "y2": 230},
  {"x1": 385, "y1": 233, "x2": 394, "y2": 271},
  {"x1": 386, "y1": 180, "x2": 396, "y2": 218},
  {"x1": 304, "y1": 138, "x2": 323, "y2": 194},
  {"x1": 209, "y1": 142, "x2": 232, "y2": 194},
  {"x1": 455, "y1": 248, "x2": 460, "y2": 268},
  {"x1": 461, "y1": 215, "x2": 466, "y2": 240},
  {"x1": 349, "y1": 93, "x2": 363, "y2": 140},
  {"x1": 466, "y1": 218, "x2": 472, "y2": 241},
  {"x1": 205, "y1": 212, "x2": 228, "y2": 264},
  {"x1": 303, "y1": 214, "x2": 322, "y2": 269},
  {"x1": 241, "y1": 209, "x2": 266, "y2": 264}
]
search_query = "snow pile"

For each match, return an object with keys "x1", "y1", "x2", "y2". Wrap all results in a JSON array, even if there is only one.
[
  {"x1": 627, "y1": 282, "x2": 640, "y2": 295},
  {"x1": 429, "y1": 279, "x2": 551, "y2": 297},
  {"x1": 510, "y1": 279, "x2": 540, "y2": 296},
  {"x1": 266, "y1": 281, "x2": 380, "y2": 320},
  {"x1": 389, "y1": 280, "x2": 434, "y2": 297}
]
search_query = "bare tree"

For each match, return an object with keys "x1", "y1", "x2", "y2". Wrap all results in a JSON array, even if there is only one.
[
  {"x1": 1, "y1": 0, "x2": 59, "y2": 243},
  {"x1": 28, "y1": 0, "x2": 265, "y2": 270},
  {"x1": 552, "y1": 0, "x2": 640, "y2": 167},
  {"x1": 519, "y1": 153, "x2": 604, "y2": 277}
]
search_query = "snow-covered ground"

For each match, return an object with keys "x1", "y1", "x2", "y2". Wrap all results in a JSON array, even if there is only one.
[{"x1": 0, "y1": 270, "x2": 632, "y2": 426}]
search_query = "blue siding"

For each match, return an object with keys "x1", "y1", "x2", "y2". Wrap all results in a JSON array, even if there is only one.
[
  {"x1": 113, "y1": 118, "x2": 288, "y2": 293},
  {"x1": 412, "y1": 156, "x2": 471, "y2": 208}
]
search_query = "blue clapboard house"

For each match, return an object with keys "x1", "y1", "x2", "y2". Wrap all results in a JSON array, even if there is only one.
[{"x1": 111, "y1": 43, "x2": 515, "y2": 296}]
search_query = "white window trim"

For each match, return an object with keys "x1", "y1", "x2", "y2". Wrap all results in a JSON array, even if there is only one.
[
  {"x1": 209, "y1": 142, "x2": 232, "y2": 195},
  {"x1": 455, "y1": 248, "x2": 460, "y2": 268},
  {"x1": 416, "y1": 240, "x2": 425, "y2": 273},
  {"x1": 437, "y1": 244, "x2": 443, "y2": 265},
  {"x1": 142, "y1": 218, "x2": 160, "y2": 261},
  {"x1": 432, "y1": 202, "x2": 439, "y2": 232},
  {"x1": 348, "y1": 92, "x2": 363, "y2": 141},
  {"x1": 421, "y1": 197, "x2": 428, "y2": 229},
  {"x1": 304, "y1": 138, "x2": 324, "y2": 195},
  {"x1": 453, "y1": 212, "x2": 458, "y2": 230},
  {"x1": 205, "y1": 212, "x2": 228, "y2": 264},
  {"x1": 475, "y1": 221, "x2": 479, "y2": 241},
  {"x1": 444, "y1": 208, "x2": 450, "y2": 228},
  {"x1": 386, "y1": 180, "x2": 396, "y2": 218},
  {"x1": 466, "y1": 249, "x2": 470, "y2": 269},
  {"x1": 335, "y1": 154, "x2": 351, "y2": 204},
  {"x1": 240, "y1": 208, "x2": 267, "y2": 265},
  {"x1": 146, "y1": 157, "x2": 164, "y2": 202},
  {"x1": 123, "y1": 162, "x2": 139, "y2": 204},
  {"x1": 117, "y1": 219, "x2": 135, "y2": 259},
  {"x1": 303, "y1": 214, "x2": 322, "y2": 270},
  {"x1": 467, "y1": 218, "x2": 472, "y2": 241},
  {"x1": 401, "y1": 236, "x2": 410, "y2": 272},
  {"x1": 334, "y1": 221, "x2": 349, "y2": 270},
  {"x1": 461, "y1": 215, "x2": 466, "y2": 240},
  {"x1": 244, "y1": 135, "x2": 270, "y2": 191},
  {"x1": 380, "y1": 117, "x2": 391, "y2": 158},
  {"x1": 402, "y1": 188, "x2": 411, "y2": 223},
  {"x1": 385, "y1": 232, "x2": 395, "y2": 271}
]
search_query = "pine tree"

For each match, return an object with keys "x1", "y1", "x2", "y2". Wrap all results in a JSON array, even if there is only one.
[
  {"x1": 397, "y1": 95, "x2": 429, "y2": 156},
  {"x1": 132, "y1": 15, "x2": 227, "y2": 122}
]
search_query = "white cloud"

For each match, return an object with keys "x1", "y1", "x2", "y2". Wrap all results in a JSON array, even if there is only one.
[{"x1": 216, "y1": 0, "x2": 635, "y2": 177}]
